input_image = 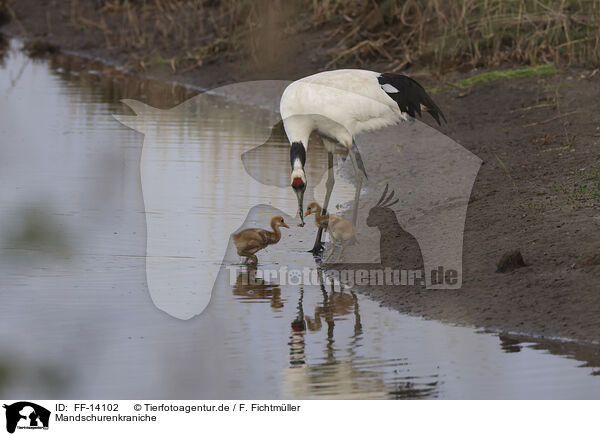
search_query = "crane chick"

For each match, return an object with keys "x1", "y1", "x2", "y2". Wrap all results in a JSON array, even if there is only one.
[
  {"x1": 304, "y1": 201, "x2": 355, "y2": 264},
  {"x1": 233, "y1": 215, "x2": 289, "y2": 264}
]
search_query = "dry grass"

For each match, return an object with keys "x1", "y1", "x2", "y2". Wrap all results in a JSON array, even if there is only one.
[
  {"x1": 18, "y1": 0, "x2": 600, "y2": 74},
  {"x1": 56, "y1": 0, "x2": 299, "y2": 72},
  {"x1": 319, "y1": 0, "x2": 600, "y2": 72}
]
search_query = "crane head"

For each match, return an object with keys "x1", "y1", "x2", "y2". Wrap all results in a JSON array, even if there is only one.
[{"x1": 290, "y1": 168, "x2": 306, "y2": 226}]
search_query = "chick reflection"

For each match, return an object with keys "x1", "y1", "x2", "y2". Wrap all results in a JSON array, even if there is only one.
[
  {"x1": 304, "y1": 280, "x2": 362, "y2": 336},
  {"x1": 232, "y1": 266, "x2": 284, "y2": 311}
]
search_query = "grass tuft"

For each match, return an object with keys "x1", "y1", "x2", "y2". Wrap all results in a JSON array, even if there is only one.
[
  {"x1": 23, "y1": 39, "x2": 59, "y2": 58},
  {"x1": 456, "y1": 64, "x2": 558, "y2": 87},
  {"x1": 429, "y1": 64, "x2": 559, "y2": 93},
  {"x1": 521, "y1": 165, "x2": 600, "y2": 210}
]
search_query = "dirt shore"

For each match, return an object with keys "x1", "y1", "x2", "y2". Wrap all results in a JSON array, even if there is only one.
[
  {"x1": 2, "y1": 5, "x2": 600, "y2": 347},
  {"x1": 353, "y1": 72, "x2": 600, "y2": 345}
]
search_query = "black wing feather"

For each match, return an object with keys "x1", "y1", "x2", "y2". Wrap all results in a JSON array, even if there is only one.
[{"x1": 377, "y1": 73, "x2": 446, "y2": 125}]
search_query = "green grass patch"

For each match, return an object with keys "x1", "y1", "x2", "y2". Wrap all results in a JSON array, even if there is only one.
[
  {"x1": 519, "y1": 165, "x2": 600, "y2": 211},
  {"x1": 429, "y1": 64, "x2": 558, "y2": 93},
  {"x1": 457, "y1": 64, "x2": 558, "y2": 87}
]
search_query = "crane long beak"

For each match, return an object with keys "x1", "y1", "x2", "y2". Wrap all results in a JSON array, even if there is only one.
[{"x1": 295, "y1": 189, "x2": 305, "y2": 227}]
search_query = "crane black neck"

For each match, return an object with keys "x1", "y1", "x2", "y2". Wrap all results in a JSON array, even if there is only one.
[{"x1": 290, "y1": 142, "x2": 306, "y2": 168}]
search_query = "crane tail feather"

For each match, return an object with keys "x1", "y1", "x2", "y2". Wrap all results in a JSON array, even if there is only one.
[{"x1": 378, "y1": 73, "x2": 446, "y2": 125}]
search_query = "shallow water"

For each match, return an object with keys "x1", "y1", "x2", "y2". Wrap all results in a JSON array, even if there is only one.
[{"x1": 0, "y1": 40, "x2": 599, "y2": 399}]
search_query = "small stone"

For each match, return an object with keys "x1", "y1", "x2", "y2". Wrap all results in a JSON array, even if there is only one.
[{"x1": 496, "y1": 249, "x2": 527, "y2": 273}]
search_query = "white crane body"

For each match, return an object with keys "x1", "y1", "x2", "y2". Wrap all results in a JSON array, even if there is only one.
[{"x1": 279, "y1": 69, "x2": 445, "y2": 251}]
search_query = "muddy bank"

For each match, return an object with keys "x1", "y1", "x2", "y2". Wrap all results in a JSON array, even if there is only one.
[
  {"x1": 346, "y1": 70, "x2": 600, "y2": 344},
  {"x1": 2, "y1": 10, "x2": 600, "y2": 345}
]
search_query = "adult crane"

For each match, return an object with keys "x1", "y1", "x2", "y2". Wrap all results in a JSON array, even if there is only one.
[{"x1": 280, "y1": 69, "x2": 445, "y2": 253}]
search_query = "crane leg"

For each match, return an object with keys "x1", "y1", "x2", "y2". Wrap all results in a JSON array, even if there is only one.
[
  {"x1": 348, "y1": 148, "x2": 363, "y2": 227},
  {"x1": 310, "y1": 152, "x2": 334, "y2": 253}
]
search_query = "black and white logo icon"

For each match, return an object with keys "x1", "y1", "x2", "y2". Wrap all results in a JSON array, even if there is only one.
[{"x1": 3, "y1": 402, "x2": 50, "y2": 434}]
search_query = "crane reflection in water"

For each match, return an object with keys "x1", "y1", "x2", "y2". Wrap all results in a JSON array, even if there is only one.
[{"x1": 231, "y1": 265, "x2": 439, "y2": 399}]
